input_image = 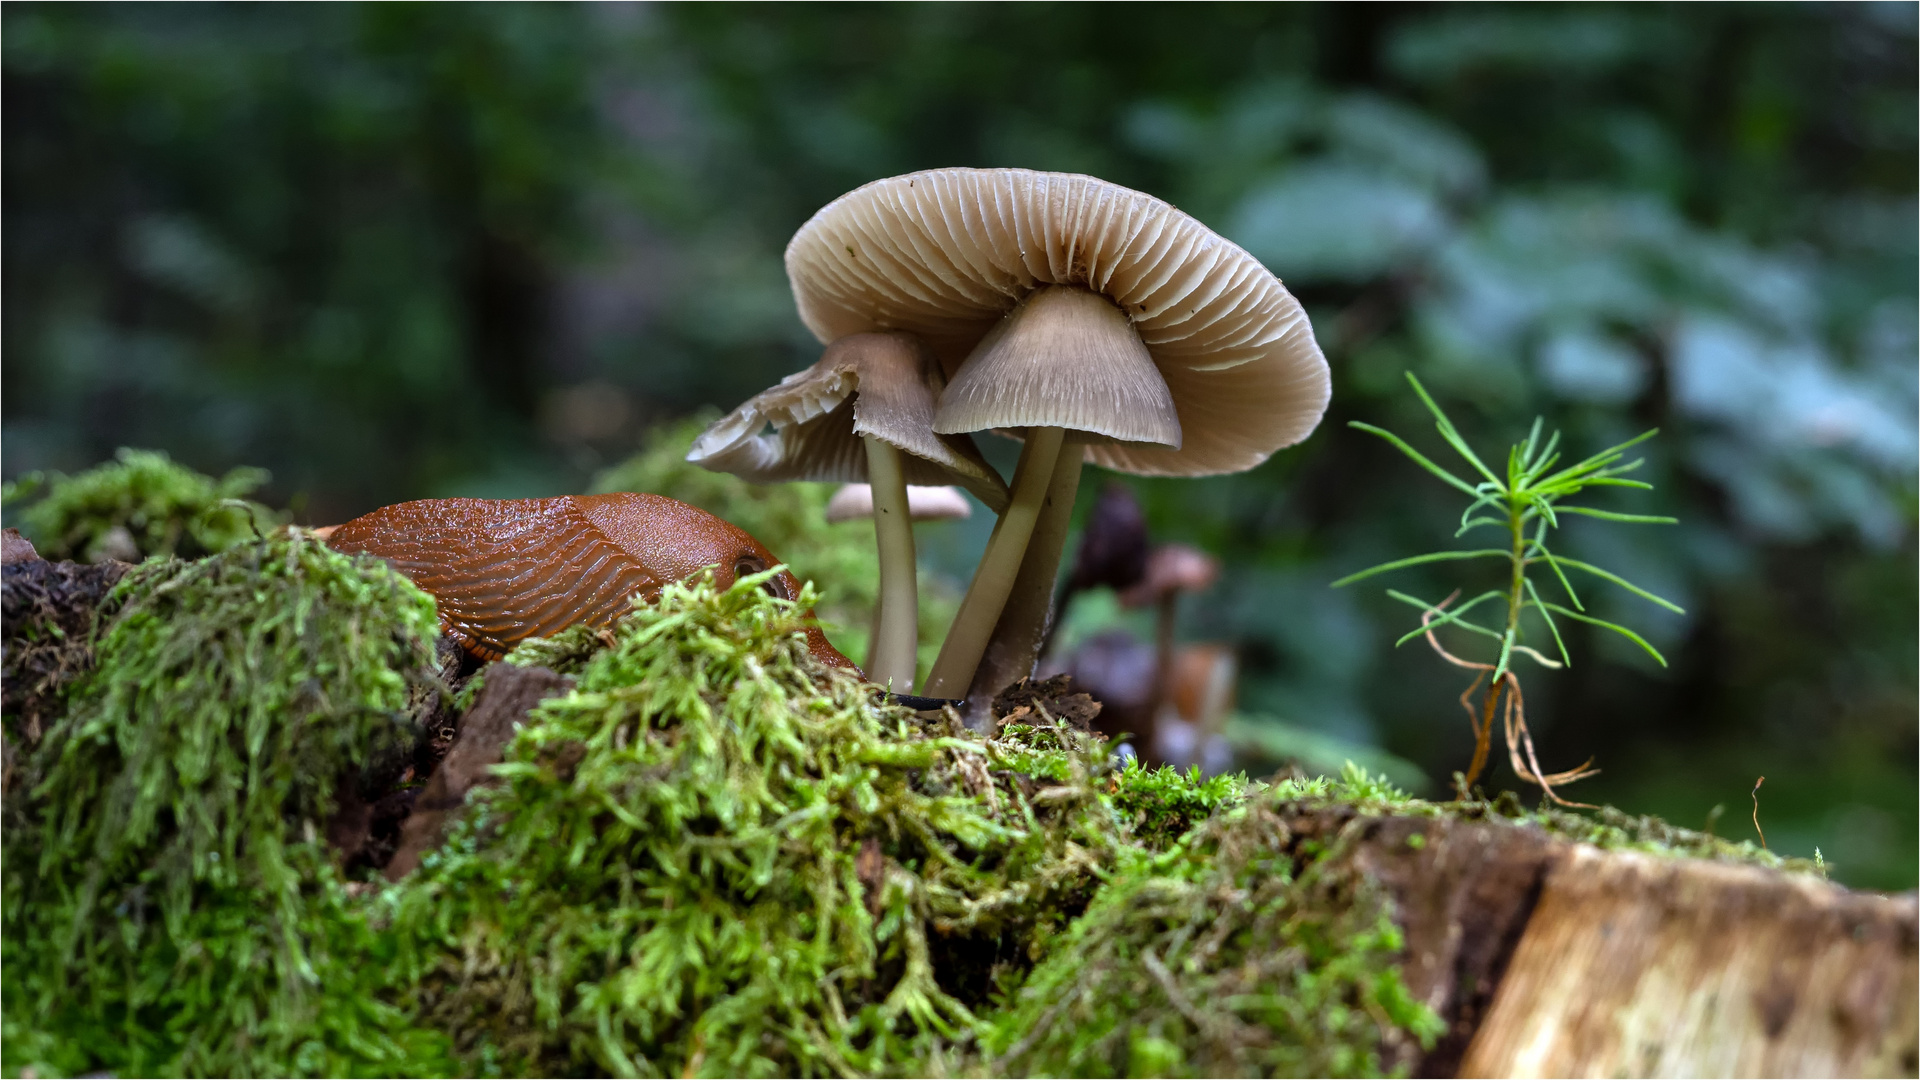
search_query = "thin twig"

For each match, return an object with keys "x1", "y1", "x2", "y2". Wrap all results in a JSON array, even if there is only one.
[
  {"x1": 1419, "y1": 591, "x2": 1488, "y2": 673},
  {"x1": 1455, "y1": 670, "x2": 1488, "y2": 746},
  {"x1": 1751, "y1": 777, "x2": 1767, "y2": 849}
]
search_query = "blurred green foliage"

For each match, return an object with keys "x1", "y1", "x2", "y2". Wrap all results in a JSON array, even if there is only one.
[{"x1": 3, "y1": 4, "x2": 1912, "y2": 886}]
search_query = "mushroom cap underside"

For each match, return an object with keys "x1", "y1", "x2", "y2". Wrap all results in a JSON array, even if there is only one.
[
  {"x1": 785, "y1": 167, "x2": 1331, "y2": 477},
  {"x1": 686, "y1": 332, "x2": 1008, "y2": 511}
]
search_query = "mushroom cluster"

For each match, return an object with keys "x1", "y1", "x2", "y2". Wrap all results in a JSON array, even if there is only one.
[{"x1": 693, "y1": 168, "x2": 1328, "y2": 720}]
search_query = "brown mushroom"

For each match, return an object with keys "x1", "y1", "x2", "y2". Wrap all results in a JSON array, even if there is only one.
[{"x1": 1122, "y1": 543, "x2": 1222, "y2": 739}]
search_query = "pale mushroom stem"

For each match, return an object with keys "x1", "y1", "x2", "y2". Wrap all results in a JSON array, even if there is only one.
[
  {"x1": 923, "y1": 425, "x2": 1066, "y2": 699},
  {"x1": 960, "y1": 445, "x2": 1084, "y2": 725},
  {"x1": 863, "y1": 435, "x2": 919, "y2": 694}
]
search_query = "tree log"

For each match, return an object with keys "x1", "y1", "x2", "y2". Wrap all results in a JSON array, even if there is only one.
[
  {"x1": 1286, "y1": 808, "x2": 1919, "y2": 1078},
  {"x1": 1461, "y1": 844, "x2": 1917, "y2": 1078}
]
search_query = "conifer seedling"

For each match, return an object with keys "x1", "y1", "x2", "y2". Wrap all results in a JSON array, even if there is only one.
[{"x1": 1334, "y1": 372, "x2": 1683, "y2": 804}]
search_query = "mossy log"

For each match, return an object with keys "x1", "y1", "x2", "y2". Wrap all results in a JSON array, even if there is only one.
[
  {"x1": 1286, "y1": 808, "x2": 1919, "y2": 1078},
  {"x1": 369, "y1": 663, "x2": 1919, "y2": 1078},
  {"x1": 4, "y1": 544, "x2": 1915, "y2": 1078}
]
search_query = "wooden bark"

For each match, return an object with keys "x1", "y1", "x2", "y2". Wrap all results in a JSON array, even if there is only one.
[
  {"x1": 1460, "y1": 844, "x2": 1918, "y2": 1078},
  {"x1": 383, "y1": 662, "x2": 573, "y2": 880},
  {"x1": 1284, "y1": 808, "x2": 1920, "y2": 1079}
]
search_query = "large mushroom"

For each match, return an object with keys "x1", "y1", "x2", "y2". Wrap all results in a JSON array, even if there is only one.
[
  {"x1": 785, "y1": 168, "x2": 1329, "y2": 709},
  {"x1": 687, "y1": 331, "x2": 1007, "y2": 695}
]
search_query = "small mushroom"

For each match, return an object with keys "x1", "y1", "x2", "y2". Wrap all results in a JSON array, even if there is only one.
[
  {"x1": 786, "y1": 168, "x2": 1329, "y2": 710},
  {"x1": 823, "y1": 483, "x2": 972, "y2": 525},
  {"x1": 688, "y1": 332, "x2": 1007, "y2": 694},
  {"x1": 1122, "y1": 542, "x2": 1222, "y2": 761},
  {"x1": 1119, "y1": 543, "x2": 1221, "y2": 609}
]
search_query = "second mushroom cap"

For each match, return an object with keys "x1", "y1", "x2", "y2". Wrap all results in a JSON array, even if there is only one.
[{"x1": 685, "y1": 331, "x2": 1008, "y2": 511}]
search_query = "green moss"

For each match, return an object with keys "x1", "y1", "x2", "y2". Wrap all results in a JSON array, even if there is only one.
[
  {"x1": 979, "y1": 780, "x2": 1443, "y2": 1078},
  {"x1": 591, "y1": 414, "x2": 960, "y2": 677},
  {"x1": 1108, "y1": 759, "x2": 1246, "y2": 851},
  {"x1": 498, "y1": 620, "x2": 607, "y2": 677},
  {"x1": 384, "y1": 570, "x2": 1124, "y2": 1076},
  {"x1": 1, "y1": 530, "x2": 453, "y2": 1077},
  {"x1": 1269, "y1": 762, "x2": 1820, "y2": 876},
  {"x1": 3, "y1": 447, "x2": 286, "y2": 561},
  {"x1": 0, "y1": 521, "x2": 1487, "y2": 1078},
  {"x1": 1520, "y1": 802, "x2": 1821, "y2": 875},
  {"x1": 377, "y1": 579, "x2": 1444, "y2": 1077}
]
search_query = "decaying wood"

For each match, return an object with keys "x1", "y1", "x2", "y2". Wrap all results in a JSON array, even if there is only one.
[
  {"x1": 1283, "y1": 806, "x2": 1919, "y2": 1079},
  {"x1": 383, "y1": 662, "x2": 573, "y2": 880},
  {"x1": 1281, "y1": 808, "x2": 1559, "y2": 1076},
  {"x1": 1460, "y1": 844, "x2": 1919, "y2": 1079}
]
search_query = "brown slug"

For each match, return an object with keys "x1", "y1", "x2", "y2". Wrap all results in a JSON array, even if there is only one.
[{"x1": 322, "y1": 493, "x2": 859, "y2": 672}]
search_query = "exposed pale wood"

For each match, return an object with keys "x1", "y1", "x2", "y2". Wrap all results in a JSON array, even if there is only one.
[{"x1": 1460, "y1": 844, "x2": 1919, "y2": 1079}]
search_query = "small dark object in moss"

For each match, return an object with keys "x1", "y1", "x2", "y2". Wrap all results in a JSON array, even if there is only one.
[
  {"x1": 994, "y1": 673, "x2": 1103, "y2": 731},
  {"x1": 1, "y1": 557, "x2": 131, "y2": 752}
]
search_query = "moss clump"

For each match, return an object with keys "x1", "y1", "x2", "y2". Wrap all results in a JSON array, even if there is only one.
[
  {"x1": 1108, "y1": 759, "x2": 1245, "y2": 851},
  {"x1": 982, "y1": 775, "x2": 1443, "y2": 1078},
  {"x1": 1, "y1": 530, "x2": 452, "y2": 1078},
  {"x1": 1268, "y1": 765, "x2": 1820, "y2": 877},
  {"x1": 384, "y1": 571, "x2": 1125, "y2": 1076},
  {"x1": 383, "y1": 577, "x2": 1442, "y2": 1077},
  {"x1": 497, "y1": 619, "x2": 609, "y2": 677},
  {"x1": 591, "y1": 414, "x2": 960, "y2": 675},
  {"x1": 1, "y1": 511, "x2": 1444, "y2": 1077},
  {"x1": 1521, "y1": 801, "x2": 1821, "y2": 875},
  {"x1": 3, "y1": 447, "x2": 285, "y2": 561}
]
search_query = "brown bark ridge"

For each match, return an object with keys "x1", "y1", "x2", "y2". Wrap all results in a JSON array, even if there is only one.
[
  {"x1": 1285, "y1": 807, "x2": 1919, "y2": 1078},
  {"x1": 383, "y1": 662, "x2": 573, "y2": 880}
]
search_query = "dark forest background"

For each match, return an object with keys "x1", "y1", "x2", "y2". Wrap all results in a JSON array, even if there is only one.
[{"x1": 5, "y1": 3, "x2": 1915, "y2": 886}]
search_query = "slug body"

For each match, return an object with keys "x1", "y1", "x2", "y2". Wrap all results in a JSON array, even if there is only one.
[{"x1": 324, "y1": 493, "x2": 858, "y2": 672}]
